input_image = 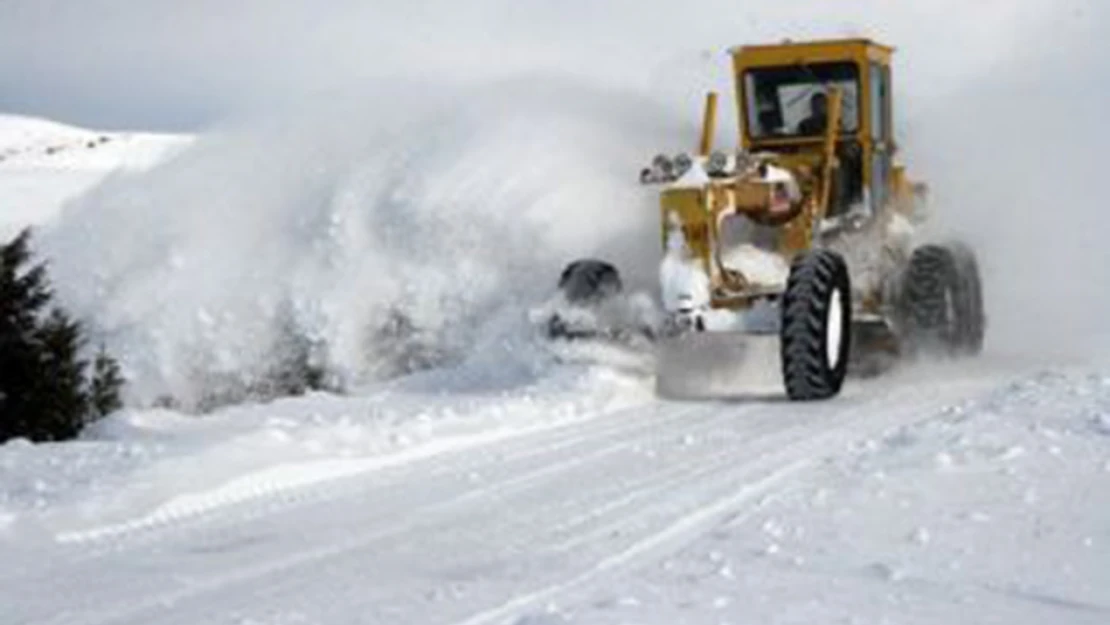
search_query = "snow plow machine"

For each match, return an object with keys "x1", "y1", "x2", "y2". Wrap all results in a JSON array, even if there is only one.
[{"x1": 543, "y1": 38, "x2": 985, "y2": 401}]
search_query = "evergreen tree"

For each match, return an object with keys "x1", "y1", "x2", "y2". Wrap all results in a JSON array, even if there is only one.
[
  {"x1": 90, "y1": 346, "x2": 124, "y2": 419},
  {"x1": 0, "y1": 229, "x2": 50, "y2": 441},
  {"x1": 0, "y1": 228, "x2": 124, "y2": 443},
  {"x1": 31, "y1": 309, "x2": 89, "y2": 441}
]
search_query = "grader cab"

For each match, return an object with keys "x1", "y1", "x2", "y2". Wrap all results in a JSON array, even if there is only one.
[
  {"x1": 739, "y1": 38, "x2": 894, "y2": 219},
  {"x1": 549, "y1": 38, "x2": 984, "y2": 401}
]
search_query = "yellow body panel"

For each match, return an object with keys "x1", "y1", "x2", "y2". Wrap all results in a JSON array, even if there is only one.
[{"x1": 660, "y1": 187, "x2": 711, "y2": 263}]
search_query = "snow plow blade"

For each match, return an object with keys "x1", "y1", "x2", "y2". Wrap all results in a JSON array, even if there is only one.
[{"x1": 655, "y1": 332, "x2": 784, "y2": 400}]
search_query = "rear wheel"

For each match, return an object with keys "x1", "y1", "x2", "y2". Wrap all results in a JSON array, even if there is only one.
[
  {"x1": 949, "y1": 243, "x2": 985, "y2": 355},
  {"x1": 780, "y1": 249, "x2": 852, "y2": 401},
  {"x1": 902, "y1": 243, "x2": 985, "y2": 355}
]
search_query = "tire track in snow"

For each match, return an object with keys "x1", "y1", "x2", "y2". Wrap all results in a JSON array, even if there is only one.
[
  {"x1": 27, "y1": 404, "x2": 724, "y2": 625},
  {"x1": 50, "y1": 394, "x2": 666, "y2": 550},
  {"x1": 86, "y1": 406, "x2": 754, "y2": 625},
  {"x1": 92, "y1": 386, "x2": 945, "y2": 625},
  {"x1": 452, "y1": 461, "x2": 809, "y2": 625},
  {"x1": 540, "y1": 413, "x2": 821, "y2": 553},
  {"x1": 448, "y1": 381, "x2": 1003, "y2": 625}
]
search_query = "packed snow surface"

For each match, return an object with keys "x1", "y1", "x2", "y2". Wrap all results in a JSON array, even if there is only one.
[{"x1": 2, "y1": 352, "x2": 1108, "y2": 625}]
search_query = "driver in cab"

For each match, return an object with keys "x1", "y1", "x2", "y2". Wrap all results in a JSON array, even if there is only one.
[{"x1": 797, "y1": 92, "x2": 828, "y2": 135}]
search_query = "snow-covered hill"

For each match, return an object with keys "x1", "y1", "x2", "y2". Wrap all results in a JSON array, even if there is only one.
[{"x1": 0, "y1": 114, "x2": 190, "y2": 239}]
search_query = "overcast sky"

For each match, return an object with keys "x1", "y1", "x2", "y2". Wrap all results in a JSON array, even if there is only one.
[{"x1": 0, "y1": 0, "x2": 1102, "y2": 131}]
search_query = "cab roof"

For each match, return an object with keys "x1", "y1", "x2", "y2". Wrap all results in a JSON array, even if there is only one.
[{"x1": 731, "y1": 38, "x2": 894, "y2": 67}]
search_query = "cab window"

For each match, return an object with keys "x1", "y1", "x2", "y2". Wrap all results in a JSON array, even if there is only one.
[{"x1": 744, "y1": 62, "x2": 860, "y2": 139}]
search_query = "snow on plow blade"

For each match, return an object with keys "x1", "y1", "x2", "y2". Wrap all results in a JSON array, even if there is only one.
[{"x1": 655, "y1": 332, "x2": 783, "y2": 400}]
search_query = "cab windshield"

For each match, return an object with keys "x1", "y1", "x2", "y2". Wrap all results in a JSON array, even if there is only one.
[{"x1": 744, "y1": 62, "x2": 860, "y2": 139}]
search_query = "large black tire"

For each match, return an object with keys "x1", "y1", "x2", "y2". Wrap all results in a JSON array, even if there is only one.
[
  {"x1": 780, "y1": 249, "x2": 852, "y2": 401},
  {"x1": 547, "y1": 259, "x2": 623, "y2": 340},
  {"x1": 557, "y1": 259, "x2": 622, "y2": 304},
  {"x1": 902, "y1": 243, "x2": 985, "y2": 356}
]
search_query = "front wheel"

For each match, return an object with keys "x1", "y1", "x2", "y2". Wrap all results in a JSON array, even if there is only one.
[
  {"x1": 557, "y1": 259, "x2": 622, "y2": 304},
  {"x1": 546, "y1": 259, "x2": 624, "y2": 340},
  {"x1": 780, "y1": 249, "x2": 852, "y2": 401}
]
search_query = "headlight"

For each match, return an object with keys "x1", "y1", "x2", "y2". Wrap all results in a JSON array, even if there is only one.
[
  {"x1": 706, "y1": 151, "x2": 729, "y2": 177},
  {"x1": 652, "y1": 154, "x2": 673, "y2": 178},
  {"x1": 672, "y1": 153, "x2": 693, "y2": 178}
]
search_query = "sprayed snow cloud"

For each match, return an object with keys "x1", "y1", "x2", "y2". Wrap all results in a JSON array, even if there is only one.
[{"x1": 40, "y1": 80, "x2": 680, "y2": 407}]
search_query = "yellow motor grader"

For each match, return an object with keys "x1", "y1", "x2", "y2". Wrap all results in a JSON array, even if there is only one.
[{"x1": 548, "y1": 38, "x2": 984, "y2": 400}]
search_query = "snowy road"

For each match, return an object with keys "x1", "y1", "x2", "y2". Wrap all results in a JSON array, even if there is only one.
[{"x1": 10, "y1": 360, "x2": 1095, "y2": 625}]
